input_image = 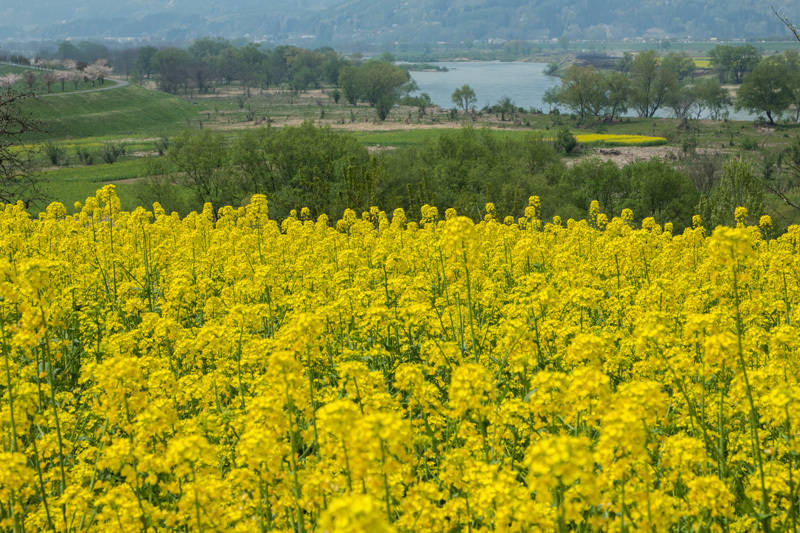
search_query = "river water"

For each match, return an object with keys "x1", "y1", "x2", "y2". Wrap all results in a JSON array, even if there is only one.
[
  {"x1": 408, "y1": 61, "x2": 560, "y2": 112},
  {"x1": 408, "y1": 61, "x2": 753, "y2": 120}
]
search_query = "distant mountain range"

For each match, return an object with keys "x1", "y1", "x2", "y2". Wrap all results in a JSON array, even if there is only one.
[{"x1": 2, "y1": 0, "x2": 799, "y2": 44}]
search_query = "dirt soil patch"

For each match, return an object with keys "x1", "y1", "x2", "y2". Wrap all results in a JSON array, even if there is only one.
[
  {"x1": 572, "y1": 145, "x2": 732, "y2": 168},
  {"x1": 570, "y1": 145, "x2": 679, "y2": 167}
]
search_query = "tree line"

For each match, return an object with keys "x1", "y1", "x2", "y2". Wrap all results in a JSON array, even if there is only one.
[
  {"x1": 125, "y1": 40, "x2": 414, "y2": 120},
  {"x1": 548, "y1": 45, "x2": 800, "y2": 125},
  {"x1": 134, "y1": 122, "x2": 777, "y2": 232},
  {"x1": 133, "y1": 39, "x2": 348, "y2": 94},
  {"x1": 0, "y1": 59, "x2": 113, "y2": 94}
]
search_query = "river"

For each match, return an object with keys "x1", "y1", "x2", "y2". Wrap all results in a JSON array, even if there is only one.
[
  {"x1": 407, "y1": 61, "x2": 754, "y2": 120},
  {"x1": 407, "y1": 61, "x2": 560, "y2": 113}
]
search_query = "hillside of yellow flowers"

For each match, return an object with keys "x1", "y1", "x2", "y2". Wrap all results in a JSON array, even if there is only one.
[{"x1": 1, "y1": 185, "x2": 800, "y2": 532}]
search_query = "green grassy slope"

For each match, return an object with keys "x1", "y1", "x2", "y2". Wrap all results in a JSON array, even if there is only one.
[{"x1": 23, "y1": 84, "x2": 198, "y2": 140}]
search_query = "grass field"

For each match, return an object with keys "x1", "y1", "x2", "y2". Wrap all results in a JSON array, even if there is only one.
[
  {"x1": 31, "y1": 160, "x2": 143, "y2": 212},
  {"x1": 22, "y1": 84, "x2": 198, "y2": 141}
]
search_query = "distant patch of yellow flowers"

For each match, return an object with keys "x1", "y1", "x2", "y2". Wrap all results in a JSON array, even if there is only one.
[{"x1": 574, "y1": 133, "x2": 667, "y2": 146}]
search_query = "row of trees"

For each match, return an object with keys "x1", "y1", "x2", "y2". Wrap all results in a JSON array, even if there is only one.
[
  {"x1": 136, "y1": 122, "x2": 378, "y2": 218},
  {"x1": 133, "y1": 39, "x2": 354, "y2": 95},
  {"x1": 128, "y1": 39, "x2": 415, "y2": 120},
  {"x1": 135, "y1": 122, "x2": 775, "y2": 231},
  {"x1": 547, "y1": 50, "x2": 731, "y2": 122},
  {"x1": 550, "y1": 47, "x2": 800, "y2": 124},
  {"x1": 708, "y1": 44, "x2": 762, "y2": 83},
  {"x1": 0, "y1": 60, "x2": 113, "y2": 94}
]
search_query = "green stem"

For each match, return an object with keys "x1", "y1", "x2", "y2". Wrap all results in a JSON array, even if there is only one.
[
  {"x1": 463, "y1": 249, "x2": 479, "y2": 362},
  {"x1": 0, "y1": 312, "x2": 19, "y2": 452},
  {"x1": 284, "y1": 380, "x2": 306, "y2": 533},
  {"x1": 732, "y1": 261, "x2": 771, "y2": 533},
  {"x1": 380, "y1": 440, "x2": 393, "y2": 523},
  {"x1": 40, "y1": 307, "x2": 67, "y2": 497}
]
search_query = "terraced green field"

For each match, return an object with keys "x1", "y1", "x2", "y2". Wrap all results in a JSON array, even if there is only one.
[{"x1": 23, "y1": 84, "x2": 198, "y2": 140}]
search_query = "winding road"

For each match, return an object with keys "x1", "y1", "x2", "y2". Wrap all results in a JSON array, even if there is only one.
[{"x1": 38, "y1": 77, "x2": 130, "y2": 97}]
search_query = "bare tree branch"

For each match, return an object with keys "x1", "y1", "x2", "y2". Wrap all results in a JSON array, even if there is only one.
[
  {"x1": 756, "y1": 176, "x2": 800, "y2": 211},
  {"x1": 773, "y1": 5, "x2": 800, "y2": 41},
  {"x1": 0, "y1": 90, "x2": 48, "y2": 206}
]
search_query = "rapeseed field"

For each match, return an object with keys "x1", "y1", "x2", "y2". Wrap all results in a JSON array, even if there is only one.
[
  {"x1": 0, "y1": 186, "x2": 798, "y2": 532},
  {"x1": 573, "y1": 134, "x2": 668, "y2": 146}
]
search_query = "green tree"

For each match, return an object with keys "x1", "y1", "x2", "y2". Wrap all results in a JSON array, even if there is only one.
[
  {"x1": 230, "y1": 128, "x2": 276, "y2": 195},
  {"x1": 735, "y1": 57, "x2": 793, "y2": 125},
  {"x1": 358, "y1": 60, "x2": 412, "y2": 121},
  {"x1": 667, "y1": 85, "x2": 698, "y2": 120},
  {"x1": 151, "y1": 47, "x2": 193, "y2": 94},
  {"x1": 563, "y1": 158, "x2": 628, "y2": 213},
  {"x1": 604, "y1": 71, "x2": 631, "y2": 121},
  {"x1": 187, "y1": 37, "x2": 232, "y2": 61},
  {"x1": 661, "y1": 51, "x2": 696, "y2": 84},
  {"x1": 696, "y1": 158, "x2": 764, "y2": 227},
  {"x1": 258, "y1": 121, "x2": 372, "y2": 218},
  {"x1": 554, "y1": 128, "x2": 578, "y2": 155},
  {"x1": 556, "y1": 65, "x2": 606, "y2": 122},
  {"x1": 625, "y1": 158, "x2": 698, "y2": 229},
  {"x1": 380, "y1": 127, "x2": 560, "y2": 220},
  {"x1": 168, "y1": 129, "x2": 237, "y2": 207},
  {"x1": 542, "y1": 86, "x2": 561, "y2": 113},
  {"x1": 321, "y1": 49, "x2": 347, "y2": 85},
  {"x1": 693, "y1": 78, "x2": 732, "y2": 119},
  {"x1": 287, "y1": 48, "x2": 324, "y2": 91},
  {"x1": 57, "y1": 41, "x2": 82, "y2": 62},
  {"x1": 338, "y1": 65, "x2": 363, "y2": 105},
  {"x1": 709, "y1": 44, "x2": 761, "y2": 84},
  {"x1": 629, "y1": 49, "x2": 679, "y2": 117},
  {"x1": 399, "y1": 93, "x2": 433, "y2": 115},
  {"x1": 782, "y1": 49, "x2": 800, "y2": 121},
  {"x1": 77, "y1": 41, "x2": 110, "y2": 64},
  {"x1": 134, "y1": 155, "x2": 188, "y2": 216},
  {"x1": 495, "y1": 96, "x2": 515, "y2": 121},
  {"x1": 616, "y1": 52, "x2": 633, "y2": 75},
  {"x1": 237, "y1": 44, "x2": 266, "y2": 91},
  {"x1": 269, "y1": 46, "x2": 291, "y2": 86},
  {"x1": 728, "y1": 45, "x2": 762, "y2": 84},
  {"x1": 230, "y1": 122, "x2": 367, "y2": 201},
  {"x1": 451, "y1": 84, "x2": 477, "y2": 112},
  {"x1": 134, "y1": 46, "x2": 158, "y2": 79},
  {"x1": 216, "y1": 47, "x2": 240, "y2": 85}
]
